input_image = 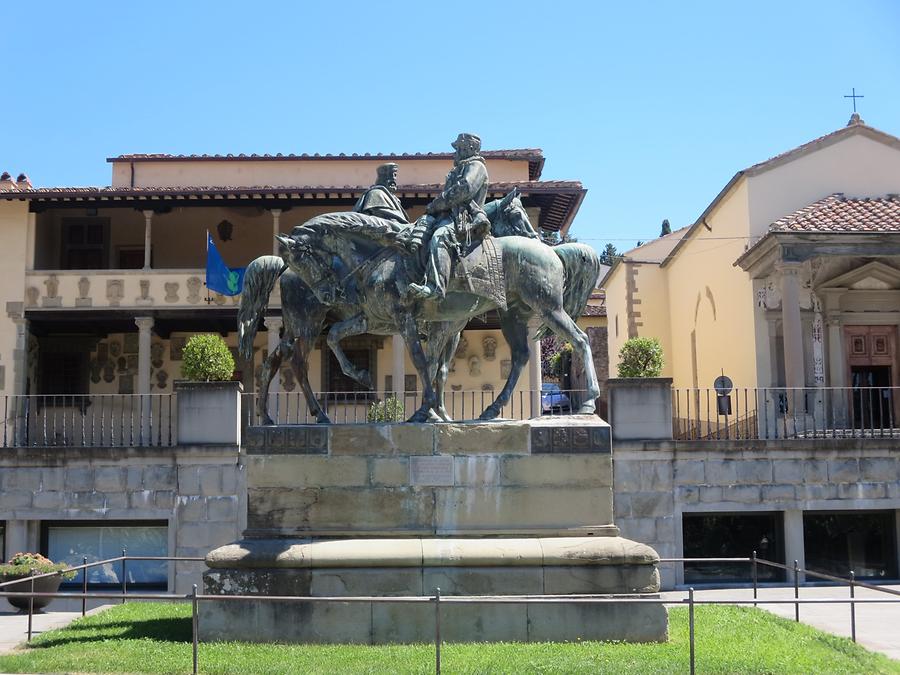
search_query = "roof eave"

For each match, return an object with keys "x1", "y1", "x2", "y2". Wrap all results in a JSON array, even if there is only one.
[{"x1": 659, "y1": 171, "x2": 746, "y2": 268}]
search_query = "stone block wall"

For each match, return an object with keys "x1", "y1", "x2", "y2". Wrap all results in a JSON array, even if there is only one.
[
  {"x1": 613, "y1": 439, "x2": 900, "y2": 589},
  {"x1": 244, "y1": 418, "x2": 614, "y2": 538},
  {"x1": 0, "y1": 445, "x2": 244, "y2": 592}
]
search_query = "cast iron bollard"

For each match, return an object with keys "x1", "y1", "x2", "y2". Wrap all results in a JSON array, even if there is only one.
[
  {"x1": 688, "y1": 587, "x2": 695, "y2": 675},
  {"x1": 121, "y1": 548, "x2": 127, "y2": 604},
  {"x1": 751, "y1": 550, "x2": 758, "y2": 607},
  {"x1": 191, "y1": 584, "x2": 199, "y2": 675},
  {"x1": 434, "y1": 587, "x2": 442, "y2": 675},
  {"x1": 27, "y1": 570, "x2": 35, "y2": 642},
  {"x1": 81, "y1": 556, "x2": 88, "y2": 617},
  {"x1": 793, "y1": 560, "x2": 800, "y2": 622},
  {"x1": 849, "y1": 570, "x2": 856, "y2": 643}
]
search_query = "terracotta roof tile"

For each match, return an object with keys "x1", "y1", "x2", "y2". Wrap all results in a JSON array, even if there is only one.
[{"x1": 770, "y1": 194, "x2": 900, "y2": 232}]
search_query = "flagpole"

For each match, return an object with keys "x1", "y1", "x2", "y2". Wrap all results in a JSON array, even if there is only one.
[{"x1": 205, "y1": 230, "x2": 212, "y2": 305}]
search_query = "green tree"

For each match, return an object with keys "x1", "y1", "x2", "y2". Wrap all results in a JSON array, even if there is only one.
[
  {"x1": 617, "y1": 337, "x2": 664, "y2": 377},
  {"x1": 599, "y1": 242, "x2": 621, "y2": 266},
  {"x1": 180, "y1": 334, "x2": 235, "y2": 381}
]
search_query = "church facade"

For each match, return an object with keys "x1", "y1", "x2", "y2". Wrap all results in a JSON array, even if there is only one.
[{"x1": 604, "y1": 115, "x2": 900, "y2": 588}]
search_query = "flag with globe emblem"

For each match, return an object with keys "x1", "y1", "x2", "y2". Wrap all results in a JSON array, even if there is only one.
[{"x1": 205, "y1": 231, "x2": 245, "y2": 296}]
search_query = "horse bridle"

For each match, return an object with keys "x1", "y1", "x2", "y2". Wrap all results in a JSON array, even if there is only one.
[{"x1": 290, "y1": 236, "x2": 344, "y2": 301}]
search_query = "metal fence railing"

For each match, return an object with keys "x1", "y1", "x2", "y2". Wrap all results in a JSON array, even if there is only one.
[
  {"x1": 2, "y1": 554, "x2": 899, "y2": 675},
  {"x1": 673, "y1": 386, "x2": 900, "y2": 440},
  {"x1": 0, "y1": 394, "x2": 176, "y2": 448},
  {"x1": 243, "y1": 389, "x2": 589, "y2": 425}
]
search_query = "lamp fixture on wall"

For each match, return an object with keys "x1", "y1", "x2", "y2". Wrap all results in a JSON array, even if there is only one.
[{"x1": 217, "y1": 219, "x2": 234, "y2": 242}]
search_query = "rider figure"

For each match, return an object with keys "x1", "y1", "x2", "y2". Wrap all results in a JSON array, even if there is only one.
[
  {"x1": 406, "y1": 133, "x2": 490, "y2": 301},
  {"x1": 353, "y1": 162, "x2": 409, "y2": 224}
]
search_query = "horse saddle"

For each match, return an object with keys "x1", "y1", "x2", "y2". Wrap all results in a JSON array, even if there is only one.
[{"x1": 450, "y1": 236, "x2": 506, "y2": 310}]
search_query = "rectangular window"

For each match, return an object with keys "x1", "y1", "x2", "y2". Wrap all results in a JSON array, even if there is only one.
[
  {"x1": 38, "y1": 338, "x2": 91, "y2": 396},
  {"x1": 42, "y1": 521, "x2": 168, "y2": 590},
  {"x1": 682, "y1": 512, "x2": 785, "y2": 583},
  {"x1": 804, "y1": 511, "x2": 898, "y2": 581},
  {"x1": 61, "y1": 218, "x2": 109, "y2": 270}
]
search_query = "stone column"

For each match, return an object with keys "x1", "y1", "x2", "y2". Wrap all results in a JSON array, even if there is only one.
[
  {"x1": 264, "y1": 315, "x2": 283, "y2": 397},
  {"x1": 11, "y1": 314, "x2": 28, "y2": 396},
  {"x1": 528, "y1": 319, "x2": 542, "y2": 416},
  {"x1": 142, "y1": 210, "x2": 154, "y2": 270},
  {"x1": 783, "y1": 509, "x2": 806, "y2": 583},
  {"x1": 777, "y1": 262, "x2": 805, "y2": 390},
  {"x1": 135, "y1": 317, "x2": 154, "y2": 396},
  {"x1": 392, "y1": 334, "x2": 405, "y2": 404},
  {"x1": 270, "y1": 209, "x2": 282, "y2": 256}
]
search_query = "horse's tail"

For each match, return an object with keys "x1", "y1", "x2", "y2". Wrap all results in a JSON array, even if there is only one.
[
  {"x1": 536, "y1": 242, "x2": 601, "y2": 339},
  {"x1": 238, "y1": 255, "x2": 287, "y2": 360}
]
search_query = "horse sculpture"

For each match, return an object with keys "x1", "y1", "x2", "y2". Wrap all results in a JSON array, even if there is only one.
[
  {"x1": 276, "y1": 193, "x2": 601, "y2": 423},
  {"x1": 239, "y1": 189, "x2": 543, "y2": 424}
]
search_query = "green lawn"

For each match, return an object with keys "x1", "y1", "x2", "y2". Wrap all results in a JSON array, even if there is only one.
[{"x1": 0, "y1": 601, "x2": 896, "y2": 674}]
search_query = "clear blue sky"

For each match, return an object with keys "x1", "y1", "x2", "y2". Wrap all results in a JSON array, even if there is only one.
[{"x1": 2, "y1": 0, "x2": 898, "y2": 252}]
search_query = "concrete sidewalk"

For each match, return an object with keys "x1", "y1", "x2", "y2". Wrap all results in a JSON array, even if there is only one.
[
  {"x1": 660, "y1": 585, "x2": 900, "y2": 661},
  {"x1": 0, "y1": 604, "x2": 109, "y2": 654}
]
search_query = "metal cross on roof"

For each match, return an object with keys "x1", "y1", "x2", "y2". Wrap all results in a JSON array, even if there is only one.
[{"x1": 844, "y1": 87, "x2": 864, "y2": 113}]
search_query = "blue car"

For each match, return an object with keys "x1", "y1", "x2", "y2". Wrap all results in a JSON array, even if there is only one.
[{"x1": 541, "y1": 383, "x2": 571, "y2": 414}]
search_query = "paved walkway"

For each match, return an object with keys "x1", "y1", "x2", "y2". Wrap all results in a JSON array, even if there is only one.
[
  {"x1": 0, "y1": 604, "x2": 109, "y2": 654},
  {"x1": 660, "y1": 585, "x2": 900, "y2": 661}
]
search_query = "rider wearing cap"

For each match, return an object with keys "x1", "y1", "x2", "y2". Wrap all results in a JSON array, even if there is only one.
[{"x1": 406, "y1": 133, "x2": 491, "y2": 301}]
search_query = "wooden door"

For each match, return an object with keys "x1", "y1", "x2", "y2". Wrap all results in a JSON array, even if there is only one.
[{"x1": 844, "y1": 325, "x2": 899, "y2": 428}]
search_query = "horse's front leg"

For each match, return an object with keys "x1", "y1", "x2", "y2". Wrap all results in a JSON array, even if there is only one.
[
  {"x1": 290, "y1": 338, "x2": 331, "y2": 424},
  {"x1": 401, "y1": 315, "x2": 439, "y2": 423},
  {"x1": 258, "y1": 339, "x2": 287, "y2": 425},
  {"x1": 480, "y1": 308, "x2": 531, "y2": 421},
  {"x1": 429, "y1": 323, "x2": 465, "y2": 422},
  {"x1": 326, "y1": 314, "x2": 372, "y2": 389}
]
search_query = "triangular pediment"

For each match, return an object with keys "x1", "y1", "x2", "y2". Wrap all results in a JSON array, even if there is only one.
[{"x1": 819, "y1": 261, "x2": 900, "y2": 291}]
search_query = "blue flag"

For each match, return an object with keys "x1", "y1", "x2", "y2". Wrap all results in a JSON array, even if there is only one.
[{"x1": 206, "y1": 232, "x2": 245, "y2": 296}]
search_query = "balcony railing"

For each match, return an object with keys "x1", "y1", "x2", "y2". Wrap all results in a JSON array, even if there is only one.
[
  {"x1": 243, "y1": 389, "x2": 588, "y2": 425},
  {"x1": 673, "y1": 387, "x2": 900, "y2": 441},
  {"x1": 0, "y1": 394, "x2": 176, "y2": 447}
]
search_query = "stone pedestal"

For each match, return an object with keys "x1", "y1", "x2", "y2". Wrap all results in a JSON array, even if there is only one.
[{"x1": 201, "y1": 415, "x2": 667, "y2": 643}]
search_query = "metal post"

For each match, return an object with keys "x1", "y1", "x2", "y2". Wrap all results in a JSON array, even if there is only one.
[
  {"x1": 793, "y1": 559, "x2": 800, "y2": 622},
  {"x1": 751, "y1": 550, "x2": 758, "y2": 607},
  {"x1": 27, "y1": 570, "x2": 35, "y2": 642},
  {"x1": 688, "y1": 587, "x2": 695, "y2": 675},
  {"x1": 191, "y1": 584, "x2": 199, "y2": 675},
  {"x1": 849, "y1": 570, "x2": 856, "y2": 643},
  {"x1": 434, "y1": 587, "x2": 441, "y2": 675},
  {"x1": 81, "y1": 556, "x2": 88, "y2": 617},
  {"x1": 121, "y1": 548, "x2": 127, "y2": 603}
]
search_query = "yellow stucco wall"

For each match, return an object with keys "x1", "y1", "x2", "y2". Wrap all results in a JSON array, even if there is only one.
[
  {"x1": 0, "y1": 202, "x2": 29, "y2": 395},
  {"x1": 666, "y1": 178, "x2": 757, "y2": 390},
  {"x1": 603, "y1": 261, "x2": 673, "y2": 379},
  {"x1": 111, "y1": 157, "x2": 531, "y2": 189},
  {"x1": 747, "y1": 133, "x2": 900, "y2": 238}
]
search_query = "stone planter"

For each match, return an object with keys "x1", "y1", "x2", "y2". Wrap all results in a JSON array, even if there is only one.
[
  {"x1": 175, "y1": 381, "x2": 243, "y2": 445},
  {"x1": 607, "y1": 377, "x2": 673, "y2": 441},
  {"x1": 2, "y1": 574, "x2": 63, "y2": 613}
]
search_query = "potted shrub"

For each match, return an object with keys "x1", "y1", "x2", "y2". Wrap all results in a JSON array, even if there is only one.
[
  {"x1": 180, "y1": 333, "x2": 236, "y2": 382},
  {"x1": 175, "y1": 334, "x2": 242, "y2": 445},
  {"x1": 0, "y1": 552, "x2": 76, "y2": 612},
  {"x1": 608, "y1": 337, "x2": 673, "y2": 441},
  {"x1": 367, "y1": 396, "x2": 406, "y2": 423}
]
